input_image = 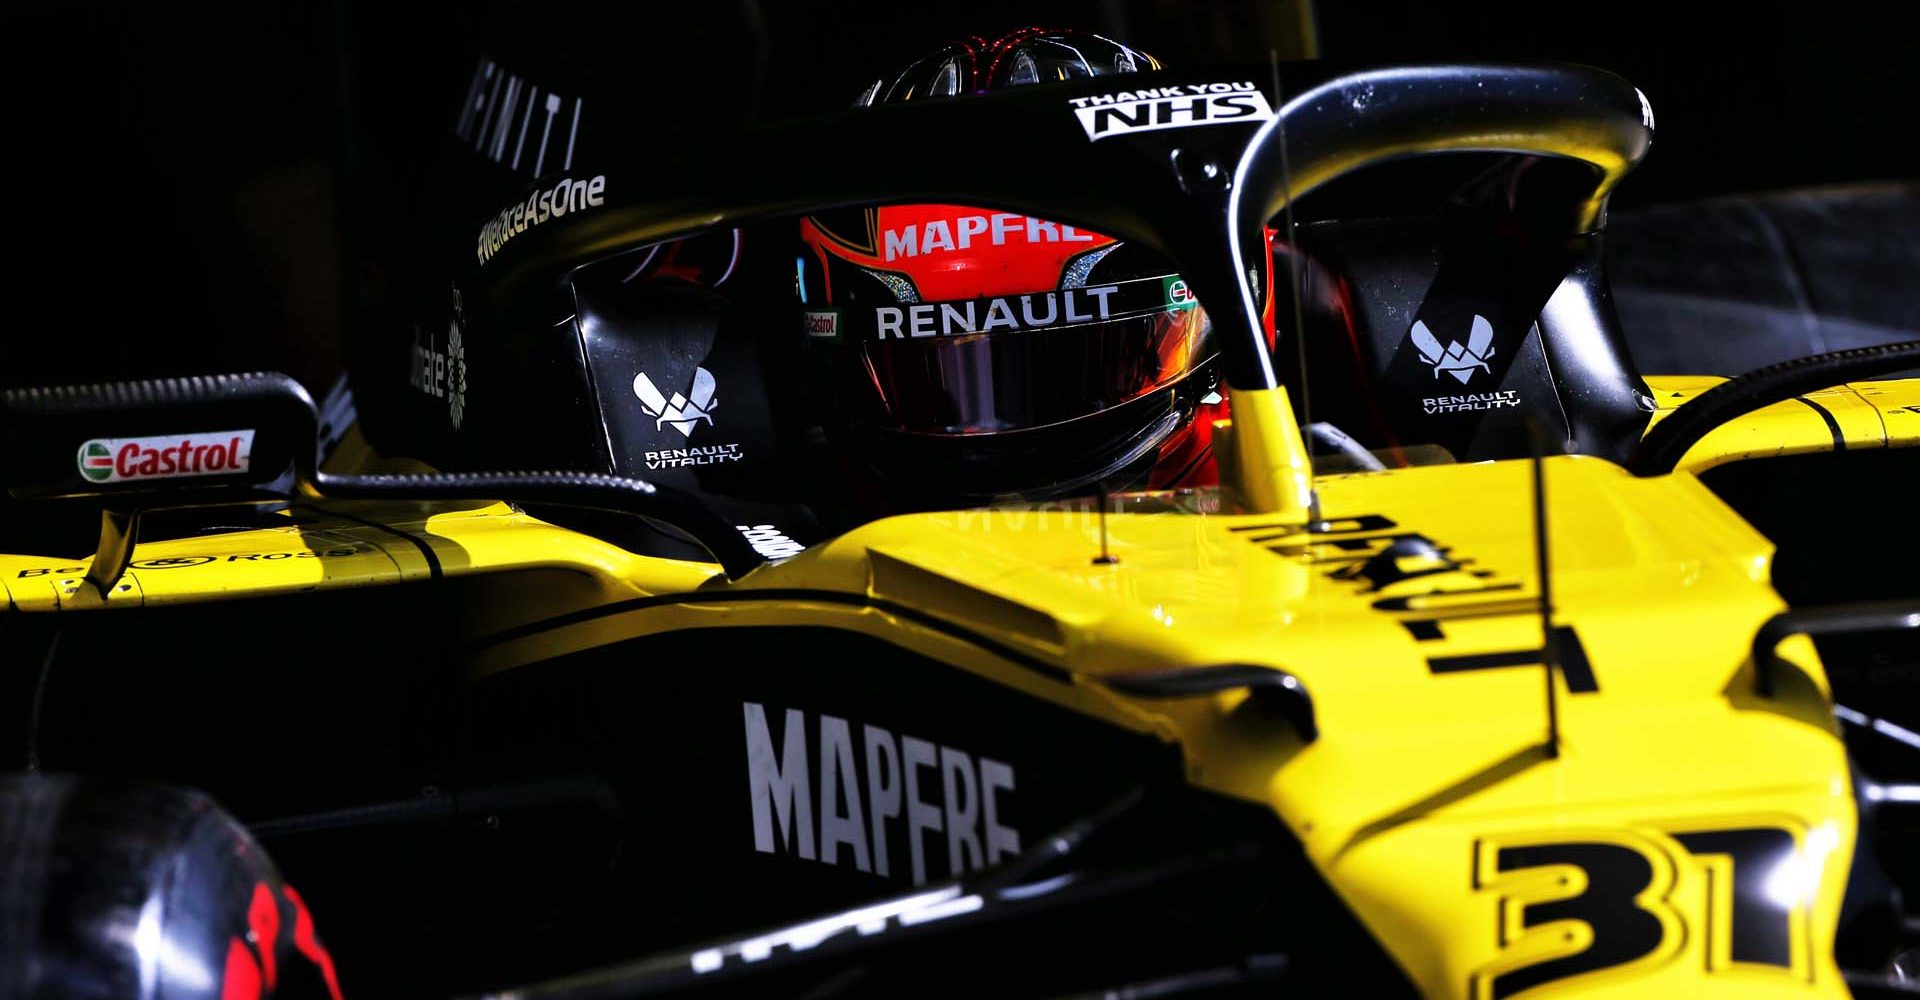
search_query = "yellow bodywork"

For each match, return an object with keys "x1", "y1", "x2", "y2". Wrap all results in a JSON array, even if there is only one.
[
  {"x1": 4, "y1": 376, "x2": 1915, "y2": 999},
  {"x1": 1646, "y1": 376, "x2": 1920, "y2": 473}
]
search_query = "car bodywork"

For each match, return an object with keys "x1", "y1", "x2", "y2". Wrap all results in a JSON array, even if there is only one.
[{"x1": 2, "y1": 60, "x2": 1916, "y2": 1000}]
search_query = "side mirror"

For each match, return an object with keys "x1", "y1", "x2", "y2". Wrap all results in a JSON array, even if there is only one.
[
  {"x1": 2, "y1": 373, "x2": 768, "y2": 595},
  {"x1": 2, "y1": 373, "x2": 315, "y2": 504},
  {"x1": 3, "y1": 374, "x2": 317, "y2": 596}
]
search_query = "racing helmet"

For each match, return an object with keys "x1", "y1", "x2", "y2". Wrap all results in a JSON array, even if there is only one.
[{"x1": 797, "y1": 29, "x2": 1228, "y2": 506}]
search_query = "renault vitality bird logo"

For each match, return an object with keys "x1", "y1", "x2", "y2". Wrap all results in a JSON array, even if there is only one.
[
  {"x1": 634, "y1": 367, "x2": 742, "y2": 469},
  {"x1": 633, "y1": 367, "x2": 719, "y2": 437},
  {"x1": 1410, "y1": 314, "x2": 1496, "y2": 384}
]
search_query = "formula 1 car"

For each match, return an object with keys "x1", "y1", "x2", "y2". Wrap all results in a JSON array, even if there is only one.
[{"x1": 3, "y1": 60, "x2": 1918, "y2": 1000}]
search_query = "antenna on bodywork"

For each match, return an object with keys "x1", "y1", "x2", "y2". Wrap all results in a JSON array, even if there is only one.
[
  {"x1": 1528, "y1": 417, "x2": 1562, "y2": 758},
  {"x1": 1094, "y1": 480, "x2": 1117, "y2": 565}
]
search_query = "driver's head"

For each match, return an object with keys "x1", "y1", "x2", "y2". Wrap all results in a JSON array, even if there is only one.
[{"x1": 796, "y1": 29, "x2": 1224, "y2": 508}]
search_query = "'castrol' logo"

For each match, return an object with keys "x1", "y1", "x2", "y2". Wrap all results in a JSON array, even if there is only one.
[{"x1": 77, "y1": 430, "x2": 256, "y2": 484}]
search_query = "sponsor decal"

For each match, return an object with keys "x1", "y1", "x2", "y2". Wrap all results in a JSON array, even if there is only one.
[
  {"x1": 644, "y1": 444, "x2": 744, "y2": 469},
  {"x1": 691, "y1": 884, "x2": 981, "y2": 976},
  {"x1": 14, "y1": 565, "x2": 86, "y2": 579},
  {"x1": 634, "y1": 367, "x2": 719, "y2": 437},
  {"x1": 410, "y1": 286, "x2": 469, "y2": 429},
  {"x1": 691, "y1": 886, "x2": 983, "y2": 971},
  {"x1": 1423, "y1": 391, "x2": 1521, "y2": 414},
  {"x1": 633, "y1": 366, "x2": 749, "y2": 471},
  {"x1": 13, "y1": 546, "x2": 375, "y2": 578},
  {"x1": 475, "y1": 174, "x2": 606, "y2": 265},
  {"x1": 455, "y1": 57, "x2": 586, "y2": 179},
  {"x1": 77, "y1": 430, "x2": 255, "y2": 485},
  {"x1": 1410, "y1": 314, "x2": 1496, "y2": 384},
  {"x1": 131, "y1": 556, "x2": 216, "y2": 569},
  {"x1": 738, "y1": 524, "x2": 804, "y2": 559},
  {"x1": 1068, "y1": 82, "x2": 1274, "y2": 140},
  {"x1": 1164, "y1": 276, "x2": 1197, "y2": 310},
  {"x1": 882, "y1": 213, "x2": 1095, "y2": 262},
  {"x1": 876, "y1": 285, "x2": 1118, "y2": 339},
  {"x1": 802, "y1": 309, "x2": 840, "y2": 338},
  {"x1": 221, "y1": 547, "x2": 373, "y2": 562},
  {"x1": 744, "y1": 702, "x2": 1020, "y2": 885}
]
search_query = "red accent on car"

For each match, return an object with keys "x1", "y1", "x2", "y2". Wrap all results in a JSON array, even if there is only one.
[
  {"x1": 283, "y1": 886, "x2": 345, "y2": 1000},
  {"x1": 982, "y1": 26, "x2": 1055, "y2": 84},
  {"x1": 221, "y1": 937, "x2": 263, "y2": 1000},
  {"x1": 248, "y1": 881, "x2": 281, "y2": 989}
]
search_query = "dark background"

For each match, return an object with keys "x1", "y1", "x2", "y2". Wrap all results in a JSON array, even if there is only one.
[{"x1": 10, "y1": 0, "x2": 1915, "y2": 391}]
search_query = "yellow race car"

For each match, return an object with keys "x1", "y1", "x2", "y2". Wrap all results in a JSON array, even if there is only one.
[{"x1": 2, "y1": 54, "x2": 1916, "y2": 1000}]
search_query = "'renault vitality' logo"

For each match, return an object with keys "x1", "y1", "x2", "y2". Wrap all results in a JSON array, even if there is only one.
[
  {"x1": 1410, "y1": 315, "x2": 1522, "y2": 415},
  {"x1": 633, "y1": 367, "x2": 743, "y2": 470}
]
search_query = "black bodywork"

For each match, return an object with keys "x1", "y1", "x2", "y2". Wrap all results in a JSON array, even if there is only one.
[{"x1": 1, "y1": 587, "x2": 1417, "y2": 998}]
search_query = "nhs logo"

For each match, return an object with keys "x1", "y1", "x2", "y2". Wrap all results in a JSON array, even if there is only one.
[{"x1": 1069, "y1": 82, "x2": 1275, "y2": 141}]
